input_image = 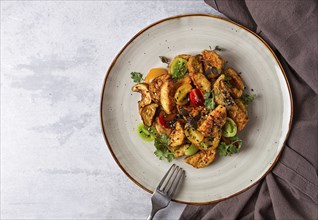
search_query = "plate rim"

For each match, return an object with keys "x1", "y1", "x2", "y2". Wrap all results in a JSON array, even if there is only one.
[{"x1": 100, "y1": 14, "x2": 294, "y2": 204}]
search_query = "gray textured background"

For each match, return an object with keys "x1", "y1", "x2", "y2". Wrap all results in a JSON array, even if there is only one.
[{"x1": 1, "y1": 1, "x2": 221, "y2": 219}]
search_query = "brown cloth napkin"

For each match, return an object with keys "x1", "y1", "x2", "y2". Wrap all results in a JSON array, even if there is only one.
[{"x1": 180, "y1": 0, "x2": 318, "y2": 219}]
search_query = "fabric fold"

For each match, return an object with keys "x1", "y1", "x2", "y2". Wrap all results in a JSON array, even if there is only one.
[{"x1": 180, "y1": 1, "x2": 318, "y2": 219}]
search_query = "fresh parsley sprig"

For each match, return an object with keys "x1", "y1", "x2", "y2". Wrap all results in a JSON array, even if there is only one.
[
  {"x1": 218, "y1": 136, "x2": 243, "y2": 156},
  {"x1": 154, "y1": 134, "x2": 174, "y2": 162},
  {"x1": 130, "y1": 72, "x2": 143, "y2": 83},
  {"x1": 204, "y1": 90, "x2": 216, "y2": 110},
  {"x1": 241, "y1": 93, "x2": 255, "y2": 105}
]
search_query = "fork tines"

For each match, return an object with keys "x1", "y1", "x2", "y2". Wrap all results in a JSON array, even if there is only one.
[{"x1": 157, "y1": 164, "x2": 185, "y2": 198}]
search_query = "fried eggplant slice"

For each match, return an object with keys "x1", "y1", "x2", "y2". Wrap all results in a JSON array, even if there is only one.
[
  {"x1": 209, "y1": 126, "x2": 222, "y2": 149},
  {"x1": 197, "y1": 112, "x2": 214, "y2": 137},
  {"x1": 149, "y1": 74, "x2": 170, "y2": 103},
  {"x1": 140, "y1": 103, "x2": 158, "y2": 127},
  {"x1": 160, "y1": 79, "x2": 176, "y2": 114},
  {"x1": 202, "y1": 50, "x2": 225, "y2": 79},
  {"x1": 174, "y1": 75, "x2": 192, "y2": 90},
  {"x1": 224, "y1": 68, "x2": 244, "y2": 98},
  {"x1": 169, "y1": 121, "x2": 186, "y2": 150},
  {"x1": 184, "y1": 149, "x2": 217, "y2": 168},
  {"x1": 132, "y1": 83, "x2": 152, "y2": 112},
  {"x1": 234, "y1": 99, "x2": 247, "y2": 114},
  {"x1": 228, "y1": 104, "x2": 248, "y2": 131},
  {"x1": 198, "y1": 132, "x2": 221, "y2": 150},
  {"x1": 187, "y1": 55, "x2": 203, "y2": 73},
  {"x1": 213, "y1": 75, "x2": 248, "y2": 131},
  {"x1": 213, "y1": 74, "x2": 235, "y2": 107},
  {"x1": 189, "y1": 72, "x2": 211, "y2": 94},
  {"x1": 174, "y1": 83, "x2": 192, "y2": 105},
  {"x1": 175, "y1": 54, "x2": 191, "y2": 61},
  {"x1": 211, "y1": 105, "x2": 227, "y2": 127},
  {"x1": 196, "y1": 105, "x2": 226, "y2": 150},
  {"x1": 197, "y1": 105, "x2": 227, "y2": 137},
  {"x1": 184, "y1": 127, "x2": 204, "y2": 147}
]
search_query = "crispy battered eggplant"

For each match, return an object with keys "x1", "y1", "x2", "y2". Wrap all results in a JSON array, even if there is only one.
[
  {"x1": 149, "y1": 74, "x2": 170, "y2": 103},
  {"x1": 140, "y1": 103, "x2": 158, "y2": 127},
  {"x1": 160, "y1": 79, "x2": 176, "y2": 114},
  {"x1": 189, "y1": 72, "x2": 211, "y2": 94},
  {"x1": 169, "y1": 121, "x2": 186, "y2": 150},
  {"x1": 213, "y1": 75, "x2": 248, "y2": 131},
  {"x1": 202, "y1": 50, "x2": 225, "y2": 79},
  {"x1": 187, "y1": 55, "x2": 203, "y2": 73},
  {"x1": 184, "y1": 149, "x2": 217, "y2": 168},
  {"x1": 132, "y1": 83, "x2": 152, "y2": 112},
  {"x1": 224, "y1": 68, "x2": 244, "y2": 98}
]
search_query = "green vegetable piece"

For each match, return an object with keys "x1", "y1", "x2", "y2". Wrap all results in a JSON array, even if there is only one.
[
  {"x1": 203, "y1": 90, "x2": 211, "y2": 99},
  {"x1": 136, "y1": 123, "x2": 156, "y2": 142},
  {"x1": 218, "y1": 142, "x2": 228, "y2": 156},
  {"x1": 200, "y1": 142, "x2": 208, "y2": 150},
  {"x1": 218, "y1": 135, "x2": 243, "y2": 156},
  {"x1": 170, "y1": 58, "x2": 187, "y2": 79},
  {"x1": 204, "y1": 90, "x2": 215, "y2": 110},
  {"x1": 131, "y1": 72, "x2": 143, "y2": 83},
  {"x1": 154, "y1": 134, "x2": 174, "y2": 162},
  {"x1": 185, "y1": 145, "x2": 199, "y2": 156},
  {"x1": 241, "y1": 93, "x2": 255, "y2": 105},
  {"x1": 222, "y1": 118, "x2": 237, "y2": 137}
]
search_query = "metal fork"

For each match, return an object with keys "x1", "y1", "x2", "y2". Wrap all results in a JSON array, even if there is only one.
[{"x1": 147, "y1": 164, "x2": 185, "y2": 220}]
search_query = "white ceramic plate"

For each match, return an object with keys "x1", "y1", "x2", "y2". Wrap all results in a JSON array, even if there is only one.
[{"x1": 101, "y1": 14, "x2": 292, "y2": 204}]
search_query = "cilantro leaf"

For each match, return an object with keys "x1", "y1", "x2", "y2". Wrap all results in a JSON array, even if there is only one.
[
  {"x1": 218, "y1": 136, "x2": 243, "y2": 156},
  {"x1": 241, "y1": 93, "x2": 256, "y2": 105},
  {"x1": 204, "y1": 91, "x2": 215, "y2": 110},
  {"x1": 154, "y1": 149, "x2": 165, "y2": 160},
  {"x1": 130, "y1": 72, "x2": 143, "y2": 83},
  {"x1": 154, "y1": 134, "x2": 174, "y2": 162},
  {"x1": 205, "y1": 98, "x2": 215, "y2": 110},
  {"x1": 218, "y1": 142, "x2": 228, "y2": 156},
  {"x1": 166, "y1": 153, "x2": 175, "y2": 162},
  {"x1": 204, "y1": 90, "x2": 211, "y2": 99}
]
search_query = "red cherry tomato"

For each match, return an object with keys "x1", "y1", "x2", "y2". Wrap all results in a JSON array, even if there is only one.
[
  {"x1": 189, "y1": 89, "x2": 204, "y2": 106},
  {"x1": 158, "y1": 112, "x2": 170, "y2": 128},
  {"x1": 158, "y1": 112, "x2": 177, "y2": 128}
]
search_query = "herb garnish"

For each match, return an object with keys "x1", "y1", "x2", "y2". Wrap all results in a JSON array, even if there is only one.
[
  {"x1": 241, "y1": 93, "x2": 256, "y2": 105},
  {"x1": 159, "y1": 56, "x2": 170, "y2": 64},
  {"x1": 154, "y1": 134, "x2": 174, "y2": 162},
  {"x1": 204, "y1": 90, "x2": 215, "y2": 110},
  {"x1": 214, "y1": 45, "x2": 223, "y2": 51},
  {"x1": 218, "y1": 136, "x2": 243, "y2": 156},
  {"x1": 130, "y1": 72, "x2": 143, "y2": 83}
]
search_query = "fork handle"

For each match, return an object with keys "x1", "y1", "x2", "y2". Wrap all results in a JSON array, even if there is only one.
[{"x1": 147, "y1": 209, "x2": 157, "y2": 220}]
